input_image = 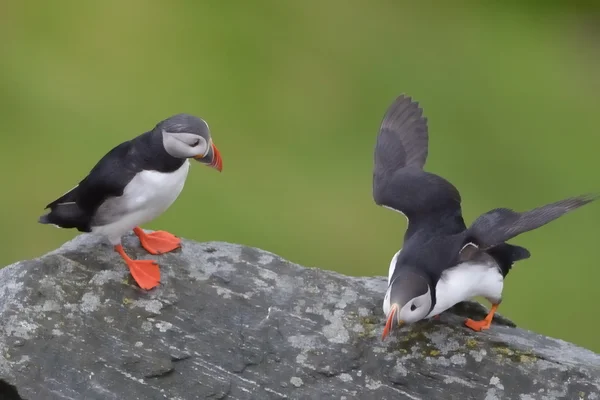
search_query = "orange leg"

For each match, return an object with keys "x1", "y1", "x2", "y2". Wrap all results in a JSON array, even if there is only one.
[
  {"x1": 114, "y1": 245, "x2": 160, "y2": 290},
  {"x1": 433, "y1": 314, "x2": 441, "y2": 320},
  {"x1": 133, "y1": 227, "x2": 181, "y2": 255},
  {"x1": 465, "y1": 304, "x2": 499, "y2": 332}
]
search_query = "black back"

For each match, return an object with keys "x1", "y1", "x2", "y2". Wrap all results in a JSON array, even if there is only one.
[{"x1": 39, "y1": 129, "x2": 185, "y2": 232}]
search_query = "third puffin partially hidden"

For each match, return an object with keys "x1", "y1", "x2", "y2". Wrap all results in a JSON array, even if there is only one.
[
  {"x1": 373, "y1": 94, "x2": 598, "y2": 340},
  {"x1": 39, "y1": 114, "x2": 222, "y2": 290}
]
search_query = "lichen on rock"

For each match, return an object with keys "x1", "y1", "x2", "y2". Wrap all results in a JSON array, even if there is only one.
[{"x1": 0, "y1": 233, "x2": 598, "y2": 399}]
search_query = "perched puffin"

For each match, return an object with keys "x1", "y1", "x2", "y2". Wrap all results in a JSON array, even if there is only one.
[
  {"x1": 373, "y1": 95, "x2": 597, "y2": 340},
  {"x1": 39, "y1": 114, "x2": 222, "y2": 290}
]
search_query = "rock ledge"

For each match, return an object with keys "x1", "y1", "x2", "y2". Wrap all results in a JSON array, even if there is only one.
[{"x1": 0, "y1": 233, "x2": 599, "y2": 399}]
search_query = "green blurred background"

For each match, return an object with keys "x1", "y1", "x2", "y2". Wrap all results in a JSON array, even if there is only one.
[{"x1": 1, "y1": 1, "x2": 599, "y2": 351}]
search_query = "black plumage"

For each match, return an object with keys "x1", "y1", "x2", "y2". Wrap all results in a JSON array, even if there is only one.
[
  {"x1": 375, "y1": 94, "x2": 597, "y2": 335},
  {"x1": 467, "y1": 195, "x2": 598, "y2": 250},
  {"x1": 39, "y1": 116, "x2": 195, "y2": 232},
  {"x1": 38, "y1": 113, "x2": 221, "y2": 291},
  {"x1": 374, "y1": 95, "x2": 535, "y2": 287}
]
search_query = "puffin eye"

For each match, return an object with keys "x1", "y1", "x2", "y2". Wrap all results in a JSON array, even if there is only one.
[
  {"x1": 410, "y1": 304, "x2": 417, "y2": 311},
  {"x1": 191, "y1": 138, "x2": 200, "y2": 147}
]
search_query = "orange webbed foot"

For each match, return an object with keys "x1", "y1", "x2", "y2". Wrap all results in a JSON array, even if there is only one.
[
  {"x1": 464, "y1": 318, "x2": 491, "y2": 332},
  {"x1": 127, "y1": 259, "x2": 161, "y2": 290},
  {"x1": 464, "y1": 303, "x2": 499, "y2": 332},
  {"x1": 115, "y1": 245, "x2": 161, "y2": 290},
  {"x1": 134, "y1": 227, "x2": 181, "y2": 255}
]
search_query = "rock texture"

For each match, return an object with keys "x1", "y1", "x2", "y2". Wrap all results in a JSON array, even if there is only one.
[{"x1": 0, "y1": 233, "x2": 599, "y2": 400}]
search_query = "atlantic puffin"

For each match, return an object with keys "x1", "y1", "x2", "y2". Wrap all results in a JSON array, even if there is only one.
[
  {"x1": 39, "y1": 113, "x2": 222, "y2": 290},
  {"x1": 373, "y1": 95, "x2": 597, "y2": 339}
]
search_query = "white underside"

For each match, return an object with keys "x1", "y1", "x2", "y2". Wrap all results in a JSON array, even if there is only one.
[
  {"x1": 383, "y1": 286, "x2": 392, "y2": 317},
  {"x1": 383, "y1": 252, "x2": 503, "y2": 319},
  {"x1": 382, "y1": 248, "x2": 402, "y2": 317},
  {"x1": 426, "y1": 262, "x2": 503, "y2": 318},
  {"x1": 91, "y1": 160, "x2": 190, "y2": 244},
  {"x1": 387, "y1": 248, "x2": 402, "y2": 285},
  {"x1": 381, "y1": 207, "x2": 503, "y2": 319}
]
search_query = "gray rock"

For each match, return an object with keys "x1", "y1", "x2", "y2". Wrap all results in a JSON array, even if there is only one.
[{"x1": 0, "y1": 233, "x2": 599, "y2": 400}]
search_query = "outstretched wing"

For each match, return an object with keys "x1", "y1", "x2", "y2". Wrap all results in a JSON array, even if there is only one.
[
  {"x1": 467, "y1": 194, "x2": 599, "y2": 249},
  {"x1": 373, "y1": 94, "x2": 429, "y2": 178},
  {"x1": 372, "y1": 94, "x2": 464, "y2": 235}
]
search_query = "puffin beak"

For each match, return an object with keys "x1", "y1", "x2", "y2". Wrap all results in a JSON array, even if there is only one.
[
  {"x1": 382, "y1": 303, "x2": 404, "y2": 341},
  {"x1": 209, "y1": 142, "x2": 223, "y2": 172},
  {"x1": 195, "y1": 142, "x2": 223, "y2": 172}
]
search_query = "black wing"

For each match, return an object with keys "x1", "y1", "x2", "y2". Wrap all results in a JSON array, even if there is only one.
[
  {"x1": 372, "y1": 94, "x2": 465, "y2": 236},
  {"x1": 467, "y1": 194, "x2": 599, "y2": 249},
  {"x1": 373, "y1": 94, "x2": 429, "y2": 177},
  {"x1": 39, "y1": 141, "x2": 137, "y2": 231}
]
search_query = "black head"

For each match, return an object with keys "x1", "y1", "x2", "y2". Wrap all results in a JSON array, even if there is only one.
[
  {"x1": 382, "y1": 269, "x2": 432, "y2": 340},
  {"x1": 156, "y1": 113, "x2": 222, "y2": 171}
]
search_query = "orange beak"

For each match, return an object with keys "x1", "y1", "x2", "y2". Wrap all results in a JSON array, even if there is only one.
[
  {"x1": 195, "y1": 141, "x2": 223, "y2": 172},
  {"x1": 209, "y1": 142, "x2": 223, "y2": 172},
  {"x1": 382, "y1": 304, "x2": 403, "y2": 341}
]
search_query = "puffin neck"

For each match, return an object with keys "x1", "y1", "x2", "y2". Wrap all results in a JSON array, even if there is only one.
[{"x1": 136, "y1": 130, "x2": 187, "y2": 173}]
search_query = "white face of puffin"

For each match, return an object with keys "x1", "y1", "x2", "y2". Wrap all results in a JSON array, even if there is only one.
[
  {"x1": 162, "y1": 131, "x2": 223, "y2": 172},
  {"x1": 394, "y1": 286, "x2": 432, "y2": 323},
  {"x1": 160, "y1": 115, "x2": 223, "y2": 172},
  {"x1": 384, "y1": 277, "x2": 432, "y2": 324},
  {"x1": 382, "y1": 271, "x2": 432, "y2": 340},
  {"x1": 162, "y1": 131, "x2": 210, "y2": 159}
]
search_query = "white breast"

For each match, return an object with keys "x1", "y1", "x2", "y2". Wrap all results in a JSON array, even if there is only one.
[
  {"x1": 387, "y1": 248, "x2": 402, "y2": 285},
  {"x1": 382, "y1": 248, "x2": 402, "y2": 317},
  {"x1": 92, "y1": 160, "x2": 190, "y2": 244},
  {"x1": 427, "y1": 262, "x2": 504, "y2": 318},
  {"x1": 383, "y1": 285, "x2": 391, "y2": 318}
]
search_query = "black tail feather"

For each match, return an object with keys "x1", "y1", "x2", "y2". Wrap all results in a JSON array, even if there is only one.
[
  {"x1": 38, "y1": 203, "x2": 91, "y2": 232},
  {"x1": 487, "y1": 243, "x2": 531, "y2": 277},
  {"x1": 38, "y1": 213, "x2": 51, "y2": 224}
]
